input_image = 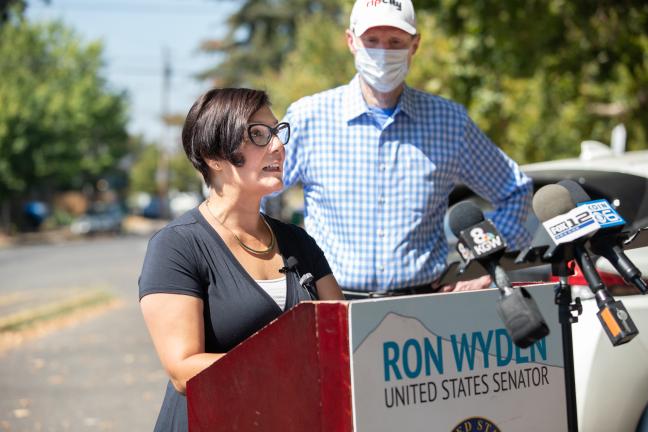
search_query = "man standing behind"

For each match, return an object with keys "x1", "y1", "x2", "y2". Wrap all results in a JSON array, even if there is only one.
[{"x1": 281, "y1": 0, "x2": 532, "y2": 296}]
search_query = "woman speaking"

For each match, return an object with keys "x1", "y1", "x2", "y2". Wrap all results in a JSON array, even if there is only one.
[{"x1": 139, "y1": 88, "x2": 343, "y2": 431}]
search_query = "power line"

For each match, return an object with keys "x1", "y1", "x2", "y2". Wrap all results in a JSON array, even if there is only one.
[
  {"x1": 109, "y1": 67, "x2": 202, "y2": 77},
  {"x1": 4, "y1": 60, "x2": 204, "y2": 77},
  {"x1": 29, "y1": 1, "x2": 238, "y2": 16}
]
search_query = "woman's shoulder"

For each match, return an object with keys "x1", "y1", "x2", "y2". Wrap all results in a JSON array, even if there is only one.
[{"x1": 149, "y1": 208, "x2": 203, "y2": 246}]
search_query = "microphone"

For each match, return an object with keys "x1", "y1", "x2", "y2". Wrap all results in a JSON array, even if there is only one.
[
  {"x1": 515, "y1": 183, "x2": 590, "y2": 266},
  {"x1": 299, "y1": 273, "x2": 316, "y2": 297},
  {"x1": 279, "y1": 256, "x2": 318, "y2": 300},
  {"x1": 531, "y1": 184, "x2": 638, "y2": 346},
  {"x1": 448, "y1": 202, "x2": 549, "y2": 348},
  {"x1": 558, "y1": 179, "x2": 647, "y2": 294},
  {"x1": 279, "y1": 256, "x2": 299, "y2": 274}
]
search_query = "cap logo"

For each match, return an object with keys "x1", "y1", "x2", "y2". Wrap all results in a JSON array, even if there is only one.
[{"x1": 366, "y1": 0, "x2": 402, "y2": 11}]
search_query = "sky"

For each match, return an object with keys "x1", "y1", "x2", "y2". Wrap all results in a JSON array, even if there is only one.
[{"x1": 27, "y1": 0, "x2": 239, "y2": 145}]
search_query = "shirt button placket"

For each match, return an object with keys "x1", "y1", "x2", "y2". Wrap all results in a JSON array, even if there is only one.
[{"x1": 377, "y1": 136, "x2": 388, "y2": 283}]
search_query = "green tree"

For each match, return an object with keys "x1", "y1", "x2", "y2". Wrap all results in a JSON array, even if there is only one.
[
  {"x1": 1, "y1": 1, "x2": 49, "y2": 25},
  {"x1": 201, "y1": 0, "x2": 345, "y2": 87},
  {"x1": 1, "y1": 0, "x2": 25, "y2": 23},
  {"x1": 128, "y1": 140, "x2": 160, "y2": 196},
  {"x1": 255, "y1": 10, "x2": 354, "y2": 115},
  {"x1": 414, "y1": 0, "x2": 648, "y2": 159},
  {"x1": 0, "y1": 18, "x2": 129, "y2": 230},
  {"x1": 168, "y1": 152, "x2": 203, "y2": 194},
  {"x1": 128, "y1": 140, "x2": 202, "y2": 198}
]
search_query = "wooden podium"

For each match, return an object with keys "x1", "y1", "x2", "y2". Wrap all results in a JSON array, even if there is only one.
[
  {"x1": 187, "y1": 286, "x2": 571, "y2": 432},
  {"x1": 186, "y1": 302, "x2": 353, "y2": 432}
]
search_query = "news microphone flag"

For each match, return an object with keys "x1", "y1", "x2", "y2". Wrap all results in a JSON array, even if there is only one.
[
  {"x1": 576, "y1": 199, "x2": 625, "y2": 229},
  {"x1": 542, "y1": 206, "x2": 600, "y2": 244},
  {"x1": 456, "y1": 220, "x2": 506, "y2": 263}
]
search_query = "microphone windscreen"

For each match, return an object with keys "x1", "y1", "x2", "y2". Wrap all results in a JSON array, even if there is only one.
[
  {"x1": 285, "y1": 256, "x2": 299, "y2": 268},
  {"x1": 558, "y1": 179, "x2": 591, "y2": 204},
  {"x1": 532, "y1": 184, "x2": 575, "y2": 222},
  {"x1": 448, "y1": 201, "x2": 485, "y2": 236}
]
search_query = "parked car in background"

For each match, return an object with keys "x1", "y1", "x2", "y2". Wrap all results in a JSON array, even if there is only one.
[
  {"x1": 524, "y1": 149, "x2": 648, "y2": 432},
  {"x1": 447, "y1": 146, "x2": 648, "y2": 432},
  {"x1": 169, "y1": 192, "x2": 202, "y2": 219},
  {"x1": 70, "y1": 202, "x2": 124, "y2": 235}
]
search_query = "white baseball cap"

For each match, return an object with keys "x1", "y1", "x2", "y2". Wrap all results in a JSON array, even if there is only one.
[{"x1": 350, "y1": 0, "x2": 417, "y2": 36}]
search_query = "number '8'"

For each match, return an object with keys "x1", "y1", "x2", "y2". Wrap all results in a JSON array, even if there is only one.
[{"x1": 470, "y1": 227, "x2": 485, "y2": 244}]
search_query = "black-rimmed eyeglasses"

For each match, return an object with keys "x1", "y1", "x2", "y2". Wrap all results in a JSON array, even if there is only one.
[{"x1": 247, "y1": 122, "x2": 290, "y2": 147}]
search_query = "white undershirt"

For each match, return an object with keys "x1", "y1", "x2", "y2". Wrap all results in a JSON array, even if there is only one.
[{"x1": 255, "y1": 276, "x2": 287, "y2": 310}]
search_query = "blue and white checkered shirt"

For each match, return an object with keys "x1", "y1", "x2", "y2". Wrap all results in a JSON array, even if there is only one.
[{"x1": 282, "y1": 76, "x2": 532, "y2": 292}]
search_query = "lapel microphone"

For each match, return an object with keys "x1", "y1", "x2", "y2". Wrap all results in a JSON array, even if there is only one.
[
  {"x1": 279, "y1": 256, "x2": 299, "y2": 274},
  {"x1": 279, "y1": 256, "x2": 318, "y2": 300}
]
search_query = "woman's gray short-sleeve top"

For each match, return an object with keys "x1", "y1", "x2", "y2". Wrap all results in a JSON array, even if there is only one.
[{"x1": 138, "y1": 208, "x2": 332, "y2": 432}]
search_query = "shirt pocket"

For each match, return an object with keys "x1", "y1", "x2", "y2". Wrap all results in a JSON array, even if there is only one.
[{"x1": 394, "y1": 144, "x2": 437, "y2": 215}]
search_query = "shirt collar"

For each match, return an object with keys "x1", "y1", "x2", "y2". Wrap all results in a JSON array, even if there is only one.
[
  {"x1": 399, "y1": 84, "x2": 417, "y2": 122},
  {"x1": 342, "y1": 75, "x2": 418, "y2": 123},
  {"x1": 342, "y1": 75, "x2": 368, "y2": 122}
]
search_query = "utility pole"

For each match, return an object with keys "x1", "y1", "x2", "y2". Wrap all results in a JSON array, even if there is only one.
[{"x1": 156, "y1": 46, "x2": 172, "y2": 219}]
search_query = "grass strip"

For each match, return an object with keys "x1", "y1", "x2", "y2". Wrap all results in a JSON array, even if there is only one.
[
  {"x1": 0, "y1": 292, "x2": 30, "y2": 307},
  {"x1": 0, "y1": 290, "x2": 115, "y2": 333}
]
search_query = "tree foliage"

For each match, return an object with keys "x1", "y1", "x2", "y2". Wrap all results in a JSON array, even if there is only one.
[
  {"x1": 128, "y1": 140, "x2": 160, "y2": 196},
  {"x1": 0, "y1": 0, "x2": 25, "y2": 23},
  {"x1": 254, "y1": 10, "x2": 355, "y2": 114},
  {"x1": 128, "y1": 139, "x2": 202, "y2": 197},
  {"x1": 209, "y1": 0, "x2": 648, "y2": 164},
  {"x1": 168, "y1": 152, "x2": 203, "y2": 194},
  {"x1": 0, "y1": 18, "x2": 129, "y2": 202},
  {"x1": 1, "y1": 0, "x2": 48, "y2": 25},
  {"x1": 201, "y1": 0, "x2": 345, "y2": 87},
  {"x1": 415, "y1": 0, "x2": 648, "y2": 161}
]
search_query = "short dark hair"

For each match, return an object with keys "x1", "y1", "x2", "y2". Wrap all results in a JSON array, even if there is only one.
[{"x1": 181, "y1": 88, "x2": 270, "y2": 183}]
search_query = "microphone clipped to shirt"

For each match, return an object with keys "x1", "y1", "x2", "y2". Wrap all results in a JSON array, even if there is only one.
[
  {"x1": 448, "y1": 201, "x2": 549, "y2": 348},
  {"x1": 279, "y1": 256, "x2": 318, "y2": 300}
]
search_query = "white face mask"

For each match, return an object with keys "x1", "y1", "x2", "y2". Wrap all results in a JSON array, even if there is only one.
[{"x1": 353, "y1": 44, "x2": 410, "y2": 93}]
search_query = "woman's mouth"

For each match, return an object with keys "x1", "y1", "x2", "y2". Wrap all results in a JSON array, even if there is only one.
[{"x1": 262, "y1": 163, "x2": 281, "y2": 172}]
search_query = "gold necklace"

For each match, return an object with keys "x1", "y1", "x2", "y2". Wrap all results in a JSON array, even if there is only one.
[{"x1": 204, "y1": 200, "x2": 276, "y2": 255}]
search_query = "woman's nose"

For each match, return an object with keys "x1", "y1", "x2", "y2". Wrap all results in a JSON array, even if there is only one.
[{"x1": 268, "y1": 134, "x2": 285, "y2": 151}]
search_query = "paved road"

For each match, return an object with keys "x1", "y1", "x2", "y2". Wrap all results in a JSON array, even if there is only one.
[{"x1": 0, "y1": 236, "x2": 167, "y2": 431}]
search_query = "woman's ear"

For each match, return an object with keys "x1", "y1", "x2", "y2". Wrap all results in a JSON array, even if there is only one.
[{"x1": 205, "y1": 158, "x2": 222, "y2": 172}]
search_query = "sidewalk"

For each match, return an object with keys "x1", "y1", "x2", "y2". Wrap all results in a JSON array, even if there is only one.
[
  {"x1": 0, "y1": 300, "x2": 166, "y2": 431},
  {"x1": 0, "y1": 235, "x2": 167, "y2": 431},
  {"x1": 0, "y1": 215, "x2": 168, "y2": 249}
]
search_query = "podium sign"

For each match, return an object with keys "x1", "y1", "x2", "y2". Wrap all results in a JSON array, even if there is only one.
[
  {"x1": 349, "y1": 285, "x2": 568, "y2": 431},
  {"x1": 187, "y1": 284, "x2": 572, "y2": 431}
]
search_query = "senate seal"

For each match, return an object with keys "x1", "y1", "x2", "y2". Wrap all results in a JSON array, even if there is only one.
[{"x1": 452, "y1": 417, "x2": 501, "y2": 432}]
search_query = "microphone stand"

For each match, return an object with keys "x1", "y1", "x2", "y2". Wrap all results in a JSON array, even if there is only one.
[{"x1": 552, "y1": 261, "x2": 581, "y2": 432}]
